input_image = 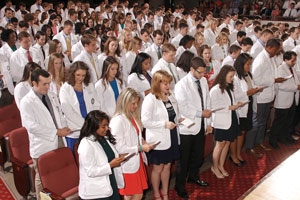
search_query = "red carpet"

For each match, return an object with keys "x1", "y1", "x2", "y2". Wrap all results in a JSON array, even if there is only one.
[
  {"x1": 168, "y1": 141, "x2": 300, "y2": 200},
  {"x1": 0, "y1": 177, "x2": 14, "y2": 200}
]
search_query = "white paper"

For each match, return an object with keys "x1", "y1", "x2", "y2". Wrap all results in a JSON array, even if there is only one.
[
  {"x1": 211, "y1": 107, "x2": 226, "y2": 112},
  {"x1": 71, "y1": 128, "x2": 81, "y2": 133},
  {"x1": 124, "y1": 152, "x2": 135, "y2": 160},
  {"x1": 152, "y1": 140, "x2": 161, "y2": 145},
  {"x1": 285, "y1": 74, "x2": 293, "y2": 79},
  {"x1": 179, "y1": 118, "x2": 195, "y2": 128}
]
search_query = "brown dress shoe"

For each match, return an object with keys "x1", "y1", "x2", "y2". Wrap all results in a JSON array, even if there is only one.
[{"x1": 246, "y1": 149, "x2": 263, "y2": 158}]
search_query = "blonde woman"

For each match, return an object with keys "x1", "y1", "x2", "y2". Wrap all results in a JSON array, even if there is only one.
[
  {"x1": 48, "y1": 53, "x2": 65, "y2": 96},
  {"x1": 193, "y1": 32, "x2": 204, "y2": 56},
  {"x1": 203, "y1": 18, "x2": 219, "y2": 47},
  {"x1": 121, "y1": 36, "x2": 142, "y2": 83},
  {"x1": 211, "y1": 32, "x2": 229, "y2": 63},
  {"x1": 142, "y1": 70, "x2": 183, "y2": 199},
  {"x1": 110, "y1": 88, "x2": 154, "y2": 200},
  {"x1": 119, "y1": 28, "x2": 132, "y2": 56}
]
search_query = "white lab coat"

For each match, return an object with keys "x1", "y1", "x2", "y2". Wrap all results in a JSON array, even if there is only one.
[
  {"x1": 20, "y1": 89, "x2": 67, "y2": 158},
  {"x1": 171, "y1": 33, "x2": 183, "y2": 48},
  {"x1": 53, "y1": 31, "x2": 78, "y2": 61},
  {"x1": 210, "y1": 84, "x2": 238, "y2": 129},
  {"x1": 250, "y1": 40, "x2": 264, "y2": 58},
  {"x1": 73, "y1": 50, "x2": 101, "y2": 83},
  {"x1": 233, "y1": 75, "x2": 254, "y2": 118},
  {"x1": 204, "y1": 28, "x2": 218, "y2": 47},
  {"x1": 78, "y1": 135, "x2": 124, "y2": 199},
  {"x1": 252, "y1": 50, "x2": 276, "y2": 104},
  {"x1": 30, "y1": 44, "x2": 46, "y2": 69},
  {"x1": 14, "y1": 81, "x2": 31, "y2": 109},
  {"x1": 110, "y1": 114, "x2": 147, "y2": 173},
  {"x1": 127, "y1": 73, "x2": 151, "y2": 99},
  {"x1": 152, "y1": 58, "x2": 180, "y2": 91},
  {"x1": 120, "y1": 51, "x2": 136, "y2": 84},
  {"x1": 174, "y1": 73, "x2": 211, "y2": 135},
  {"x1": 10, "y1": 47, "x2": 37, "y2": 82},
  {"x1": 144, "y1": 44, "x2": 161, "y2": 69},
  {"x1": 274, "y1": 62, "x2": 300, "y2": 108},
  {"x1": 59, "y1": 82, "x2": 100, "y2": 138},
  {"x1": 141, "y1": 93, "x2": 180, "y2": 150},
  {"x1": 95, "y1": 78, "x2": 123, "y2": 118},
  {"x1": 283, "y1": 37, "x2": 299, "y2": 52},
  {"x1": 211, "y1": 44, "x2": 228, "y2": 63},
  {"x1": 71, "y1": 40, "x2": 84, "y2": 61}
]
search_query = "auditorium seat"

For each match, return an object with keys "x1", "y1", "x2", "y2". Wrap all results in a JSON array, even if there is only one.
[
  {"x1": 38, "y1": 147, "x2": 79, "y2": 200},
  {"x1": 9, "y1": 127, "x2": 35, "y2": 199},
  {"x1": 0, "y1": 103, "x2": 22, "y2": 170}
]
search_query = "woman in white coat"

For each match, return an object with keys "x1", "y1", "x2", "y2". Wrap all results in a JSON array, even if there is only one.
[
  {"x1": 95, "y1": 56, "x2": 124, "y2": 118},
  {"x1": 203, "y1": 18, "x2": 219, "y2": 47},
  {"x1": 14, "y1": 62, "x2": 41, "y2": 109},
  {"x1": 127, "y1": 52, "x2": 152, "y2": 99},
  {"x1": 141, "y1": 70, "x2": 182, "y2": 199},
  {"x1": 59, "y1": 61, "x2": 100, "y2": 151},
  {"x1": 110, "y1": 88, "x2": 154, "y2": 200},
  {"x1": 210, "y1": 65, "x2": 243, "y2": 178},
  {"x1": 48, "y1": 53, "x2": 65, "y2": 96},
  {"x1": 233, "y1": 53, "x2": 262, "y2": 161},
  {"x1": 78, "y1": 110, "x2": 125, "y2": 200}
]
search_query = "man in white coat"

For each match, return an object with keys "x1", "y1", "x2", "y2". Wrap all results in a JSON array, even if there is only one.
[
  {"x1": 283, "y1": 27, "x2": 300, "y2": 52},
  {"x1": 152, "y1": 43, "x2": 179, "y2": 91},
  {"x1": 20, "y1": 69, "x2": 71, "y2": 200},
  {"x1": 250, "y1": 28, "x2": 273, "y2": 58},
  {"x1": 247, "y1": 38, "x2": 286, "y2": 151},
  {"x1": 171, "y1": 22, "x2": 189, "y2": 48},
  {"x1": 269, "y1": 51, "x2": 300, "y2": 148},
  {"x1": 144, "y1": 29, "x2": 163, "y2": 69},
  {"x1": 174, "y1": 57, "x2": 212, "y2": 198},
  {"x1": 53, "y1": 20, "x2": 78, "y2": 63},
  {"x1": 30, "y1": 31, "x2": 48, "y2": 69},
  {"x1": 73, "y1": 34, "x2": 101, "y2": 83}
]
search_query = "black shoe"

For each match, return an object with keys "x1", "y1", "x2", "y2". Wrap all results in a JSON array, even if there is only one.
[
  {"x1": 269, "y1": 141, "x2": 280, "y2": 149},
  {"x1": 229, "y1": 156, "x2": 243, "y2": 167},
  {"x1": 286, "y1": 136, "x2": 296, "y2": 144},
  {"x1": 187, "y1": 178, "x2": 209, "y2": 187},
  {"x1": 238, "y1": 159, "x2": 247, "y2": 165},
  {"x1": 175, "y1": 187, "x2": 189, "y2": 199}
]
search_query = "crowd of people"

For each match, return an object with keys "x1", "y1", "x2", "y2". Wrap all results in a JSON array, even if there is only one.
[{"x1": 1, "y1": 0, "x2": 300, "y2": 199}]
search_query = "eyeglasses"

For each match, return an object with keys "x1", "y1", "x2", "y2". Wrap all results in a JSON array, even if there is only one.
[{"x1": 195, "y1": 69, "x2": 207, "y2": 74}]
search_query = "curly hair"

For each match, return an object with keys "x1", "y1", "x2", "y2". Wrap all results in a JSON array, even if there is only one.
[{"x1": 213, "y1": 65, "x2": 235, "y2": 93}]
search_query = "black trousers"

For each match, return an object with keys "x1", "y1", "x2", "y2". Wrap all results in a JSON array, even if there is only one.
[
  {"x1": 269, "y1": 101, "x2": 296, "y2": 142},
  {"x1": 175, "y1": 126, "x2": 205, "y2": 191}
]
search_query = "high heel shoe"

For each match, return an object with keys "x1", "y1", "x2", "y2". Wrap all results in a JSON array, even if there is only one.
[
  {"x1": 238, "y1": 159, "x2": 247, "y2": 165},
  {"x1": 229, "y1": 156, "x2": 243, "y2": 167},
  {"x1": 219, "y1": 169, "x2": 229, "y2": 176},
  {"x1": 211, "y1": 167, "x2": 224, "y2": 179},
  {"x1": 160, "y1": 190, "x2": 168, "y2": 200}
]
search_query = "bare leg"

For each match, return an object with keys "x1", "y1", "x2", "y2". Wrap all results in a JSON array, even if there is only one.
[
  {"x1": 212, "y1": 141, "x2": 225, "y2": 177},
  {"x1": 237, "y1": 132, "x2": 246, "y2": 161},
  {"x1": 218, "y1": 141, "x2": 230, "y2": 174},
  {"x1": 160, "y1": 163, "x2": 171, "y2": 200},
  {"x1": 151, "y1": 164, "x2": 163, "y2": 199},
  {"x1": 230, "y1": 139, "x2": 240, "y2": 164}
]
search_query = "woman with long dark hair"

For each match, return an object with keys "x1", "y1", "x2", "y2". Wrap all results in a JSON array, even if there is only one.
[
  {"x1": 78, "y1": 110, "x2": 125, "y2": 200},
  {"x1": 210, "y1": 65, "x2": 244, "y2": 178}
]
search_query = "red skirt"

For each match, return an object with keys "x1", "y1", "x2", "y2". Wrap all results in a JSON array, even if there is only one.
[{"x1": 119, "y1": 153, "x2": 148, "y2": 195}]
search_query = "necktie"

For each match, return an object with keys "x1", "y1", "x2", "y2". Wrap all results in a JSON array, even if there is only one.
[
  {"x1": 288, "y1": 9, "x2": 292, "y2": 17},
  {"x1": 167, "y1": 63, "x2": 177, "y2": 83},
  {"x1": 289, "y1": 67, "x2": 294, "y2": 76},
  {"x1": 0, "y1": 79, "x2": 4, "y2": 89},
  {"x1": 42, "y1": 95, "x2": 50, "y2": 111},
  {"x1": 41, "y1": 46, "x2": 45, "y2": 60},
  {"x1": 65, "y1": 36, "x2": 72, "y2": 61},
  {"x1": 196, "y1": 80, "x2": 204, "y2": 110},
  {"x1": 157, "y1": 46, "x2": 162, "y2": 59},
  {"x1": 90, "y1": 56, "x2": 99, "y2": 79},
  {"x1": 294, "y1": 40, "x2": 297, "y2": 46},
  {"x1": 31, "y1": 27, "x2": 35, "y2": 39},
  {"x1": 27, "y1": 51, "x2": 33, "y2": 62}
]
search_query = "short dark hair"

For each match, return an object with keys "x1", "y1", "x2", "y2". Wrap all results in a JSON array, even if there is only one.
[
  {"x1": 266, "y1": 38, "x2": 281, "y2": 48},
  {"x1": 67, "y1": 61, "x2": 91, "y2": 86},
  {"x1": 179, "y1": 22, "x2": 188, "y2": 29},
  {"x1": 237, "y1": 31, "x2": 246, "y2": 38},
  {"x1": 229, "y1": 44, "x2": 242, "y2": 54},
  {"x1": 235, "y1": 20, "x2": 243, "y2": 27},
  {"x1": 241, "y1": 37, "x2": 253, "y2": 46},
  {"x1": 35, "y1": 31, "x2": 46, "y2": 39},
  {"x1": 283, "y1": 51, "x2": 297, "y2": 61},
  {"x1": 81, "y1": 34, "x2": 96, "y2": 46},
  {"x1": 64, "y1": 20, "x2": 73, "y2": 27},
  {"x1": 190, "y1": 56, "x2": 206, "y2": 70},
  {"x1": 31, "y1": 69, "x2": 50, "y2": 84},
  {"x1": 1, "y1": 29, "x2": 16, "y2": 42},
  {"x1": 19, "y1": 20, "x2": 29, "y2": 28},
  {"x1": 18, "y1": 31, "x2": 31, "y2": 40},
  {"x1": 153, "y1": 29, "x2": 163, "y2": 37}
]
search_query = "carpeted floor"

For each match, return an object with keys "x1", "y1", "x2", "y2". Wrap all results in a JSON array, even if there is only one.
[
  {"x1": 166, "y1": 141, "x2": 300, "y2": 200},
  {"x1": 0, "y1": 177, "x2": 15, "y2": 200}
]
